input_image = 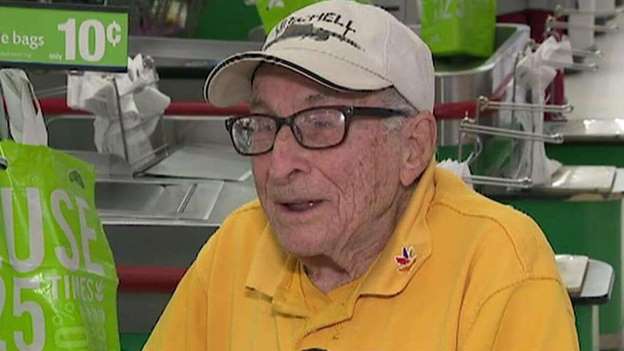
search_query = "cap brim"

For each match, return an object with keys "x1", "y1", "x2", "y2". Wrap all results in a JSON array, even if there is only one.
[{"x1": 204, "y1": 49, "x2": 392, "y2": 107}]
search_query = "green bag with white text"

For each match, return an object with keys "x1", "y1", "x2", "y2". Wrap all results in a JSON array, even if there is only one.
[{"x1": 0, "y1": 141, "x2": 119, "y2": 351}]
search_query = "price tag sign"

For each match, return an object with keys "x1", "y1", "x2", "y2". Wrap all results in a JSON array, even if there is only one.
[{"x1": 0, "y1": 3, "x2": 128, "y2": 71}]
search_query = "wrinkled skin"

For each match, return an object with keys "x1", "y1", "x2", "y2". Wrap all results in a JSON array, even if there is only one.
[{"x1": 250, "y1": 65, "x2": 436, "y2": 291}]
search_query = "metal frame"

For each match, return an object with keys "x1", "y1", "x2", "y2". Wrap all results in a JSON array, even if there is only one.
[
  {"x1": 458, "y1": 92, "x2": 568, "y2": 189},
  {"x1": 460, "y1": 119, "x2": 564, "y2": 144},
  {"x1": 61, "y1": 56, "x2": 171, "y2": 174},
  {"x1": 477, "y1": 96, "x2": 573, "y2": 115}
]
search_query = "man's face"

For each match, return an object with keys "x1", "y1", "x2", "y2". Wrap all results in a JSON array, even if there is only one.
[{"x1": 250, "y1": 65, "x2": 411, "y2": 259}]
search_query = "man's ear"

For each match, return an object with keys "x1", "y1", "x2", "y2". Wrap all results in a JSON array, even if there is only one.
[{"x1": 399, "y1": 111, "x2": 437, "y2": 186}]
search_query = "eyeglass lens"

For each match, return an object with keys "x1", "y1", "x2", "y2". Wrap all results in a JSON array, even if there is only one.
[{"x1": 230, "y1": 108, "x2": 347, "y2": 154}]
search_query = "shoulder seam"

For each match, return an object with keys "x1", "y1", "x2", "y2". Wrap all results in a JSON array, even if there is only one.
[
  {"x1": 230, "y1": 201, "x2": 263, "y2": 217},
  {"x1": 234, "y1": 203, "x2": 262, "y2": 214},
  {"x1": 431, "y1": 199, "x2": 528, "y2": 272}
]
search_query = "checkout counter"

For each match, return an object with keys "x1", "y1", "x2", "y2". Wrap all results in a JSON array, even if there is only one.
[{"x1": 546, "y1": 120, "x2": 624, "y2": 168}]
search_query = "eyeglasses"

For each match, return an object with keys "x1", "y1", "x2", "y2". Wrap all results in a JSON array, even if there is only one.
[{"x1": 224, "y1": 105, "x2": 408, "y2": 156}]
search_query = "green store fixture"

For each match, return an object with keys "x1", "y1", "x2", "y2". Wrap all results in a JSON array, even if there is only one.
[{"x1": 545, "y1": 119, "x2": 624, "y2": 168}]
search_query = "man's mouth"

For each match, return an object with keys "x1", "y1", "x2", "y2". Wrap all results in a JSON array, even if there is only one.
[{"x1": 279, "y1": 200, "x2": 324, "y2": 212}]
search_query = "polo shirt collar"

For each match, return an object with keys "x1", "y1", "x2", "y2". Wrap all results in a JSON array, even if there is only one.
[
  {"x1": 358, "y1": 160, "x2": 435, "y2": 296},
  {"x1": 245, "y1": 223, "x2": 296, "y2": 299}
]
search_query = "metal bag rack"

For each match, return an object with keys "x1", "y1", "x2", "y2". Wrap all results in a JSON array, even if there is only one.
[
  {"x1": 455, "y1": 36, "x2": 573, "y2": 189},
  {"x1": 40, "y1": 56, "x2": 174, "y2": 177},
  {"x1": 457, "y1": 96, "x2": 568, "y2": 189}
]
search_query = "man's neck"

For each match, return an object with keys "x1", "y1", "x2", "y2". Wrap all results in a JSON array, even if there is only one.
[
  {"x1": 300, "y1": 242, "x2": 383, "y2": 293},
  {"x1": 300, "y1": 188, "x2": 413, "y2": 293}
]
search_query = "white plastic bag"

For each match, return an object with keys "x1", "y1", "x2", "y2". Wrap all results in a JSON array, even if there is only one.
[
  {"x1": 67, "y1": 55, "x2": 170, "y2": 164},
  {"x1": 0, "y1": 69, "x2": 48, "y2": 146}
]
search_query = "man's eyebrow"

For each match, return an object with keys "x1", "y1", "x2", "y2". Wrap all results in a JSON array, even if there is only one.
[
  {"x1": 249, "y1": 95, "x2": 270, "y2": 112},
  {"x1": 304, "y1": 93, "x2": 330, "y2": 105}
]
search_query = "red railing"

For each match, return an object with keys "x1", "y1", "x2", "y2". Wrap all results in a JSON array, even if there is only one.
[
  {"x1": 39, "y1": 98, "x2": 249, "y2": 117},
  {"x1": 117, "y1": 265, "x2": 186, "y2": 293},
  {"x1": 39, "y1": 97, "x2": 497, "y2": 121}
]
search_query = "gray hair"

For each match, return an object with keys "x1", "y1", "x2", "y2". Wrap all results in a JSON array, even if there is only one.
[{"x1": 376, "y1": 88, "x2": 419, "y2": 131}]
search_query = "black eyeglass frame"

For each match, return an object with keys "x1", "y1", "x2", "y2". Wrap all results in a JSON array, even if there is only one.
[{"x1": 224, "y1": 105, "x2": 410, "y2": 156}]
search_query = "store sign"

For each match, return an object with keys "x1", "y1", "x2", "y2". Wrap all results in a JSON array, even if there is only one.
[{"x1": 0, "y1": 3, "x2": 128, "y2": 71}]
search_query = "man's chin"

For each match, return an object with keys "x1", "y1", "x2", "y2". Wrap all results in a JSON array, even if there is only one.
[{"x1": 274, "y1": 230, "x2": 329, "y2": 258}]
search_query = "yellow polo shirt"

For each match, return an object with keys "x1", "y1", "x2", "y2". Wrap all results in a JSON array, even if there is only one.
[{"x1": 144, "y1": 163, "x2": 579, "y2": 351}]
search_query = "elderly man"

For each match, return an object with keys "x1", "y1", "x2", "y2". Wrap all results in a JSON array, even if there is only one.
[{"x1": 144, "y1": 1, "x2": 579, "y2": 350}]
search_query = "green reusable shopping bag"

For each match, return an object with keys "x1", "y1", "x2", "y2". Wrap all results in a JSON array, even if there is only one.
[
  {"x1": 256, "y1": 0, "x2": 370, "y2": 34},
  {"x1": 421, "y1": 0, "x2": 497, "y2": 58},
  {"x1": 0, "y1": 141, "x2": 119, "y2": 351}
]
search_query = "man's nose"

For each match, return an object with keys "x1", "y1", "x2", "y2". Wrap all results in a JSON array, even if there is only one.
[{"x1": 268, "y1": 125, "x2": 310, "y2": 182}]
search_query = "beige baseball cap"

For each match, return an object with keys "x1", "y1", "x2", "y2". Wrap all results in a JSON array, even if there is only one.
[{"x1": 204, "y1": 0, "x2": 435, "y2": 112}]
